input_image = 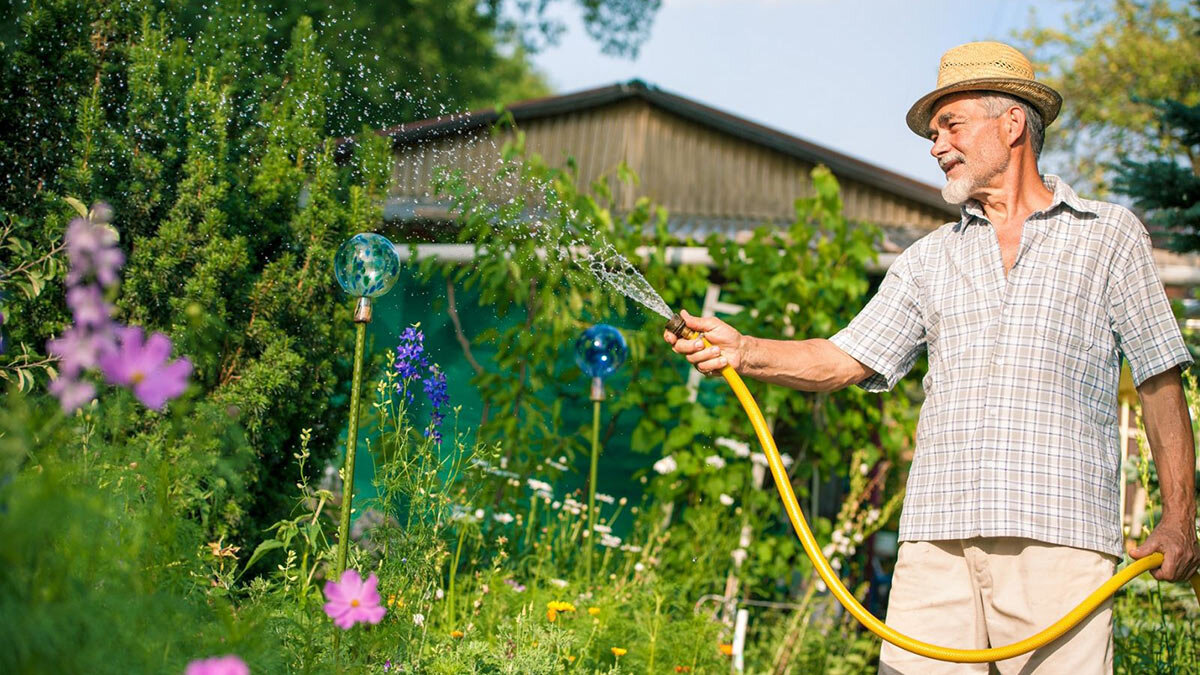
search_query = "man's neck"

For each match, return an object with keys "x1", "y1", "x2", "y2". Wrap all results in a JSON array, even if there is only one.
[{"x1": 973, "y1": 158, "x2": 1054, "y2": 229}]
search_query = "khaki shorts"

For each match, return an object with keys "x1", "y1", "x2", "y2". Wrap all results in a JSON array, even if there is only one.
[{"x1": 878, "y1": 537, "x2": 1117, "y2": 675}]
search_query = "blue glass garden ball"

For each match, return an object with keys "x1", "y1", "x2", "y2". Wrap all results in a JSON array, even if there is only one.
[
  {"x1": 575, "y1": 324, "x2": 628, "y2": 380},
  {"x1": 334, "y1": 233, "x2": 401, "y2": 298}
]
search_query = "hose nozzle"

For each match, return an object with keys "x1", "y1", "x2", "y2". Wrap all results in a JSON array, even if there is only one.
[{"x1": 665, "y1": 313, "x2": 699, "y2": 340}]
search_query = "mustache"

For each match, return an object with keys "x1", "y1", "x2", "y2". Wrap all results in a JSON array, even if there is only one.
[{"x1": 939, "y1": 153, "x2": 966, "y2": 171}]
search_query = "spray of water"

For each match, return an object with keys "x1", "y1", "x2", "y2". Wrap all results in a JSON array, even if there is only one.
[{"x1": 579, "y1": 243, "x2": 674, "y2": 320}]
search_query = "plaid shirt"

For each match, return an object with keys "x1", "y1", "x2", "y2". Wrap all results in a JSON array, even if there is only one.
[{"x1": 830, "y1": 175, "x2": 1192, "y2": 557}]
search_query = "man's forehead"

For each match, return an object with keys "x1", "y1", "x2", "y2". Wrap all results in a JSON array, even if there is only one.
[{"x1": 927, "y1": 94, "x2": 985, "y2": 134}]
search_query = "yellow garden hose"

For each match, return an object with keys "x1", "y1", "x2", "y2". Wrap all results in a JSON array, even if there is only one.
[{"x1": 668, "y1": 319, "x2": 1200, "y2": 663}]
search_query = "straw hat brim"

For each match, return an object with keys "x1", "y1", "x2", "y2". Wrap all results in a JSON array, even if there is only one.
[{"x1": 906, "y1": 77, "x2": 1062, "y2": 137}]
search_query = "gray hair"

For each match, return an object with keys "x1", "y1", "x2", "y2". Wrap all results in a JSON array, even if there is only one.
[{"x1": 978, "y1": 93, "x2": 1045, "y2": 159}]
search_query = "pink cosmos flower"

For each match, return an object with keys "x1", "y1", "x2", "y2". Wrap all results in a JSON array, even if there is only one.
[
  {"x1": 184, "y1": 654, "x2": 250, "y2": 675},
  {"x1": 323, "y1": 569, "x2": 386, "y2": 629},
  {"x1": 98, "y1": 326, "x2": 192, "y2": 410}
]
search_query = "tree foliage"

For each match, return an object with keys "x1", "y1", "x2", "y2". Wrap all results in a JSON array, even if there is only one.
[
  {"x1": 1113, "y1": 98, "x2": 1200, "y2": 252},
  {"x1": 1016, "y1": 0, "x2": 1200, "y2": 194}
]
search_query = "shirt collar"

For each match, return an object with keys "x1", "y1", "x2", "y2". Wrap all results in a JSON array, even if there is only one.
[{"x1": 960, "y1": 174, "x2": 1099, "y2": 223}]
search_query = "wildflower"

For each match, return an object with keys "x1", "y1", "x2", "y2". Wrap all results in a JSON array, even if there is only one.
[
  {"x1": 718, "y1": 493, "x2": 734, "y2": 506},
  {"x1": 716, "y1": 437, "x2": 751, "y2": 457},
  {"x1": 65, "y1": 215, "x2": 124, "y2": 287},
  {"x1": 592, "y1": 523, "x2": 612, "y2": 534},
  {"x1": 599, "y1": 533, "x2": 622, "y2": 548},
  {"x1": 493, "y1": 512, "x2": 514, "y2": 524},
  {"x1": 634, "y1": 562, "x2": 645, "y2": 572},
  {"x1": 394, "y1": 326, "x2": 427, "y2": 382},
  {"x1": 595, "y1": 492, "x2": 615, "y2": 504},
  {"x1": 548, "y1": 578, "x2": 568, "y2": 588},
  {"x1": 731, "y1": 548, "x2": 748, "y2": 566},
  {"x1": 422, "y1": 365, "x2": 449, "y2": 442},
  {"x1": 567, "y1": 655, "x2": 576, "y2": 663},
  {"x1": 705, "y1": 455, "x2": 726, "y2": 469},
  {"x1": 588, "y1": 607, "x2": 600, "y2": 616},
  {"x1": 450, "y1": 630, "x2": 464, "y2": 639},
  {"x1": 612, "y1": 647, "x2": 627, "y2": 657},
  {"x1": 322, "y1": 569, "x2": 386, "y2": 630},
  {"x1": 66, "y1": 285, "x2": 112, "y2": 327},
  {"x1": 860, "y1": 463, "x2": 870, "y2": 475},
  {"x1": 719, "y1": 643, "x2": 733, "y2": 656},
  {"x1": 653, "y1": 455, "x2": 677, "y2": 474},
  {"x1": 47, "y1": 376, "x2": 96, "y2": 413},
  {"x1": 503, "y1": 578, "x2": 526, "y2": 593},
  {"x1": 473, "y1": 508, "x2": 485, "y2": 520},
  {"x1": 47, "y1": 325, "x2": 112, "y2": 376},
  {"x1": 383, "y1": 660, "x2": 392, "y2": 672},
  {"x1": 98, "y1": 326, "x2": 192, "y2": 410},
  {"x1": 527, "y1": 478, "x2": 553, "y2": 493},
  {"x1": 675, "y1": 666, "x2": 693, "y2": 673},
  {"x1": 387, "y1": 594, "x2": 397, "y2": 607},
  {"x1": 435, "y1": 588, "x2": 445, "y2": 599},
  {"x1": 413, "y1": 613, "x2": 425, "y2": 626},
  {"x1": 184, "y1": 654, "x2": 249, "y2": 675}
]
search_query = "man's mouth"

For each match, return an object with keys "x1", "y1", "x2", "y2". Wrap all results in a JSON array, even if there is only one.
[{"x1": 940, "y1": 158, "x2": 963, "y2": 174}]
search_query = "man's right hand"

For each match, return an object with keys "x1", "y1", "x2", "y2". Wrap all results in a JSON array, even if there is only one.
[{"x1": 662, "y1": 309, "x2": 747, "y2": 375}]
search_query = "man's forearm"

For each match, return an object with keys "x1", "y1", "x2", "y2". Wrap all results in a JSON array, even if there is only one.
[
  {"x1": 738, "y1": 336, "x2": 872, "y2": 393},
  {"x1": 1138, "y1": 368, "x2": 1198, "y2": 525}
]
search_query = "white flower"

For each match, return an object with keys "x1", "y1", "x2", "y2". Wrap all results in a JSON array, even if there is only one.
[
  {"x1": 867, "y1": 508, "x2": 881, "y2": 523},
  {"x1": 493, "y1": 512, "x2": 515, "y2": 524},
  {"x1": 413, "y1": 613, "x2": 425, "y2": 626},
  {"x1": 593, "y1": 524, "x2": 612, "y2": 534},
  {"x1": 653, "y1": 455, "x2": 678, "y2": 474},
  {"x1": 595, "y1": 493, "x2": 615, "y2": 504},
  {"x1": 618, "y1": 497, "x2": 628, "y2": 506},
  {"x1": 750, "y1": 453, "x2": 768, "y2": 467},
  {"x1": 435, "y1": 588, "x2": 444, "y2": 600},
  {"x1": 831, "y1": 558, "x2": 842, "y2": 571},
  {"x1": 705, "y1": 455, "x2": 726, "y2": 469},
  {"x1": 730, "y1": 548, "x2": 748, "y2": 566},
  {"x1": 621, "y1": 544, "x2": 643, "y2": 553},
  {"x1": 549, "y1": 578, "x2": 568, "y2": 588},
  {"x1": 718, "y1": 493, "x2": 735, "y2": 506},
  {"x1": 527, "y1": 478, "x2": 553, "y2": 493},
  {"x1": 852, "y1": 532, "x2": 863, "y2": 545},
  {"x1": 634, "y1": 562, "x2": 645, "y2": 572},
  {"x1": 599, "y1": 533, "x2": 623, "y2": 548},
  {"x1": 781, "y1": 454, "x2": 793, "y2": 468},
  {"x1": 716, "y1": 437, "x2": 751, "y2": 458},
  {"x1": 474, "y1": 508, "x2": 485, "y2": 520},
  {"x1": 859, "y1": 463, "x2": 870, "y2": 476},
  {"x1": 822, "y1": 544, "x2": 835, "y2": 558}
]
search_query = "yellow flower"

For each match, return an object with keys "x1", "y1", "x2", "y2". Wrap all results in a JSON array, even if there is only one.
[
  {"x1": 547, "y1": 608, "x2": 557, "y2": 622},
  {"x1": 611, "y1": 647, "x2": 627, "y2": 657},
  {"x1": 719, "y1": 643, "x2": 733, "y2": 656},
  {"x1": 566, "y1": 655, "x2": 576, "y2": 663},
  {"x1": 451, "y1": 630, "x2": 464, "y2": 639},
  {"x1": 587, "y1": 607, "x2": 601, "y2": 616},
  {"x1": 547, "y1": 600, "x2": 577, "y2": 613},
  {"x1": 387, "y1": 594, "x2": 397, "y2": 607}
]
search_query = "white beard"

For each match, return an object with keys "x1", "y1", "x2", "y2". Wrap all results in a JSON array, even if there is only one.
[{"x1": 941, "y1": 177, "x2": 974, "y2": 205}]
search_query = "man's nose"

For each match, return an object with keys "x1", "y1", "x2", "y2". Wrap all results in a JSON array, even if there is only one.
[{"x1": 930, "y1": 133, "x2": 949, "y2": 159}]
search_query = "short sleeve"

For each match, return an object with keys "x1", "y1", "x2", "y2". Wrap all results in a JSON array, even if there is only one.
[
  {"x1": 1107, "y1": 215, "x2": 1193, "y2": 386},
  {"x1": 829, "y1": 246, "x2": 927, "y2": 392}
]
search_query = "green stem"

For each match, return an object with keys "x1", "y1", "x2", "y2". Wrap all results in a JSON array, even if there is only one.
[
  {"x1": 335, "y1": 322, "x2": 367, "y2": 578},
  {"x1": 586, "y1": 398, "x2": 601, "y2": 586},
  {"x1": 448, "y1": 525, "x2": 467, "y2": 628}
]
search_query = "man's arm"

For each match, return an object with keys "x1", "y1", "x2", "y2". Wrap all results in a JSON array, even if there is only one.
[
  {"x1": 1130, "y1": 366, "x2": 1200, "y2": 582},
  {"x1": 663, "y1": 310, "x2": 874, "y2": 392}
]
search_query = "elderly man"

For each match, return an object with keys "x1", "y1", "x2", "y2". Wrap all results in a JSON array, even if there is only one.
[{"x1": 665, "y1": 42, "x2": 1200, "y2": 673}]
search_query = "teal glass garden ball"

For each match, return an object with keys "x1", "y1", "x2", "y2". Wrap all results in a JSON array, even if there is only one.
[
  {"x1": 335, "y1": 233, "x2": 401, "y2": 298},
  {"x1": 575, "y1": 324, "x2": 627, "y2": 380}
]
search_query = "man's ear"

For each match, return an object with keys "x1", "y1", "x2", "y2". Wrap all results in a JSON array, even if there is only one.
[{"x1": 1004, "y1": 105, "x2": 1027, "y2": 150}]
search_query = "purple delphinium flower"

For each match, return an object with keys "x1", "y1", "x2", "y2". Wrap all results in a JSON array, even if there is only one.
[
  {"x1": 98, "y1": 326, "x2": 192, "y2": 410},
  {"x1": 47, "y1": 325, "x2": 115, "y2": 376},
  {"x1": 65, "y1": 285, "x2": 112, "y2": 327},
  {"x1": 323, "y1": 569, "x2": 387, "y2": 630},
  {"x1": 65, "y1": 216, "x2": 124, "y2": 287},
  {"x1": 47, "y1": 375, "x2": 96, "y2": 412},
  {"x1": 422, "y1": 366, "x2": 449, "y2": 443},
  {"x1": 395, "y1": 326, "x2": 427, "y2": 383},
  {"x1": 184, "y1": 654, "x2": 250, "y2": 675}
]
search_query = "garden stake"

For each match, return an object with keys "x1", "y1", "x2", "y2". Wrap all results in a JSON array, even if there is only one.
[
  {"x1": 332, "y1": 233, "x2": 401, "y2": 579},
  {"x1": 574, "y1": 324, "x2": 628, "y2": 587},
  {"x1": 664, "y1": 312, "x2": 1200, "y2": 664}
]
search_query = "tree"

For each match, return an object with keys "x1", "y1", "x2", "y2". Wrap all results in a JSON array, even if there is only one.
[
  {"x1": 1112, "y1": 98, "x2": 1200, "y2": 252},
  {"x1": 1016, "y1": 0, "x2": 1200, "y2": 195}
]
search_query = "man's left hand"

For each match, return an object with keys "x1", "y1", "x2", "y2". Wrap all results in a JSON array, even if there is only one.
[{"x1": 1130, "y1": 516, "x2": 1200, "y2": 582}]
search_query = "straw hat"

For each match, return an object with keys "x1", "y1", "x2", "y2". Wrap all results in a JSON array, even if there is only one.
[{"x1": 906, "y1": 41, "x2": 1061, "y2": 137}]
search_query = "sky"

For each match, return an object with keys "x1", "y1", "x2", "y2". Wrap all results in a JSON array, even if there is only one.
[{"x1": 529, "y1": 0, "x2": 1073, "y2": 188}]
